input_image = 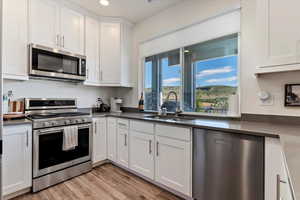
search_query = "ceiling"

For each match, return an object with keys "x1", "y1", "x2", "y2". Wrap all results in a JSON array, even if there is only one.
[{"x1": 68, "y1": 0, "x2": 185, "y2": 23}]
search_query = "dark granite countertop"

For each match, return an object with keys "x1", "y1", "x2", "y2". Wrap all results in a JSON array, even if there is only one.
[
  {"x1": 3, "y1": 118, "x2": 32, "y2": 126},
  {"x1": 93, "y1": 112, "x2": 300, "y2": 198}
]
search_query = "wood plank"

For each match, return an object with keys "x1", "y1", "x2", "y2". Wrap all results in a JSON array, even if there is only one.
[{"x1": 12, "y1": 164, "x2": 182, "y2": 200}]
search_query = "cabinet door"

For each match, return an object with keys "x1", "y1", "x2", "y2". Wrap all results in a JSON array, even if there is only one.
[
  {"x1": 129, "y1": 131, "x2": 154, "y2": 179},
  {"x1": 29, "y1": 0, "x2": 60, "y2": 48},
  {"x1": 117, "y1": 127, "x2": 129, "y2": 167},
  {"x1": 85, "y1": 17, "x2": 100, "y2": 85},
  {"x1": 100, "y1": 22, "x2": 121, "y2": 84},
  {"x1": 257, "y1": 0, "x2": 300, "y2": 67},
  {"x1": 107, "y1": 118, "x2": 117, "y2": 162},
  {"x1": 92, "y1": 118, "x2": 107, "y2": 164},
  {"x1": 155, "y1": 136, "x2": 191, "y2": 196},
  {"x1": 2, "y1": 125, "x2": 32, "y2": 196},
  {"x1": 2, "y1": 0, "x2": 28, "y2": 80},
  {"x1": 60, "y1": 6, "x2": 84, "y2": 55},
  {"x1": 265, "y1": 138, "x2": 294, "y2": 200}
]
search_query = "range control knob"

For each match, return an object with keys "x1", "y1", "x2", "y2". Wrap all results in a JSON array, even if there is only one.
[
  {"x1": 64, "y1": 120, "x2": 70, "y2": 125},
  {"x1": 43, "y1": 122, "x2": 50, "y2": 127},
  {"x1": 51, "y1": 121, "x2": 58, "y2": 126}
]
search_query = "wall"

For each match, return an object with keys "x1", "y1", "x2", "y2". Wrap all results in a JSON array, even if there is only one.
[
  {"x1": 118, "y1": 0, "x2": 240, "y2": 108},
  {"x1": 3, "y1": 79, "x2": 116, "y2": 108},
  {"x1": 120, "y1": 0, "x2": 300, "y2": 117},
  {"x1": 240, "y1": 0, "x2": 300, "y2": 116}
]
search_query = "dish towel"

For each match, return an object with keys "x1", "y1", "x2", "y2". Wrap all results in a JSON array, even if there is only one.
[{"x1": 63, "y1": 126, "x2": 78, "y2": 151}]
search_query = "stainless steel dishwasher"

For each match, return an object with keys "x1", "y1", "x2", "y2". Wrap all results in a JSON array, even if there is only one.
[{"x1": 193, "y1": 129, "x2": 264, "y2": 200}]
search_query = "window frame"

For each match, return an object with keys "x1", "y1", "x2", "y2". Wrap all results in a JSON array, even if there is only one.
[{"x1": 141, "y1": 33, "x2": 241, "y2": 117}]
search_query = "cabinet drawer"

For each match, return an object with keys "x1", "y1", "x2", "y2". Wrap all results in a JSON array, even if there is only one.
[
  {"x1": 156, "y1": 124, "x2": 191, "y2": 141},
  {"x1": 117, "y1": 118, "x2": 129, "y2": 129},
  {"x1": 130, "y1": 120, "x2": 154, "y2": 135}
]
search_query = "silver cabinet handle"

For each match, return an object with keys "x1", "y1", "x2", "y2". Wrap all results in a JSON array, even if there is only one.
[
  {"x1": 118, "y1": 123, "x2": 127, "y2": 127},
  {"x1": 277, "y1": 174, "x2": 287, "y2": 200},
  {"x1": 156, "y1": 141, "x2": 159, "y2": 156},
  {"x1": 87, "y1": 69, "x2": 89, "y2": 79},
  {"x1": 149, "y1": 140, "x2": 152, "y2": 154},
  {"x1": 100, "y1": 71, "x2": 103, "y2": 81},
  {"x1": 62, "y1": 35, "x2": 65, "y2": 47},
  {"x1": 124, "y1": 134, "x2": 127, "y2": 146},
  {"x1": 26, "y1": 130, "x2": 29, "y2": 147},
  {"x1": 56, "y1": 34, "x2": 60, "y2": 46},
  {"x1": 94, "y1": 122, "x2": 97, "y2": 135}
]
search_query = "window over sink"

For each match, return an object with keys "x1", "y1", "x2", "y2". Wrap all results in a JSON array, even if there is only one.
[{"x1": 143, "y1": 34, "x2": 239, "y2": 116}]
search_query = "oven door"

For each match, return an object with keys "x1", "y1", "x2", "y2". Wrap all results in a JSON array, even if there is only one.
[
  {"x1": 33, "y1": 123, "x2": 92, "y2": 178},
  {"x1": 29, "y1": 44, "x2": 86, "y2": 81}
]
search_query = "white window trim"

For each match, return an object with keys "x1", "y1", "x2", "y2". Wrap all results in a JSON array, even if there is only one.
[{"x1": 140, "y1": 33, "x2": 241, "y2": 117}]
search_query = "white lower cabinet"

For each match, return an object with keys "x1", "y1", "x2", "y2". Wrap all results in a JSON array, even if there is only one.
[
  {"x1": 127, "y1": 120, "x2": 192, "y2": 196},
  {"x1": 2, "y1": 124, "x2": 32, "y2": 196},
  {"x1": 129, "y1": 130, "x2": 154, "y2": 179},
  {"x1": 265, "y1": 137, "x2": 294, "y2": 200},
  {"x1": 107, "y1": 118, "x2": 117, "y2": 162},
  {"x1": 155, "y1": 136, "x2": 191, "y2": 196},
  {"x1": 92, "y1": 118, "x2": 107, "y2": 164},
  {"x1": 117, "y1": 120, "x2": 129, "y2": 167}
]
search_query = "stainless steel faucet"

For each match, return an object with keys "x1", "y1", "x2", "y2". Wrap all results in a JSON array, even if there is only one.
[{"x1": 160, "y1": 91, "x2": 182, "y2": 117}]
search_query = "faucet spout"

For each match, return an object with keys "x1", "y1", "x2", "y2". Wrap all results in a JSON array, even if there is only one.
[{"x1": 160, "y1": 91, "x2": 182, "y2": 116}]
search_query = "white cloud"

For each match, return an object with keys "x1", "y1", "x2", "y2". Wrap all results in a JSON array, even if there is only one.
[
  {"x1": 163, "y1": 78, "x2": 180, "y2": 85},
  {"x1": 205, "y1": 76, "x2": 237, "y2": 83},
  {"x1": 196, "y1": 66, "x2": 233, "y2": 78}
]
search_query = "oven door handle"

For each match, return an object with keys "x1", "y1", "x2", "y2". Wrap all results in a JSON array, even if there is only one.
[{"x1": 36, "y1": 124, "x2": 91, "y2": 135}]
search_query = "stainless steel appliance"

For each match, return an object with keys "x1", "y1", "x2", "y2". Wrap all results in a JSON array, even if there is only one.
[
  {"x1": 110, "y1": 97, "x2": 123, "y2": 113},
  {"x1": 193, "y1": 129, "x2": 264, "y2": 200},
  {"x1": 29, "y1": 44, "x2": 86, "y2": 81},
  {"x1": 25, "y1": 98, "x2": 92, "y2": 192}
]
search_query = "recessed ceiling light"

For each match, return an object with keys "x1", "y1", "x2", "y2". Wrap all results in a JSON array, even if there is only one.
[{"x1": 99, "y1": 0, "x2": 109, "y2": 6}]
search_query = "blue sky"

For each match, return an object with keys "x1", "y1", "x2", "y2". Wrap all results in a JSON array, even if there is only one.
[{"x1": 145, "y1": 55, "x2": 238, "y2": 88}]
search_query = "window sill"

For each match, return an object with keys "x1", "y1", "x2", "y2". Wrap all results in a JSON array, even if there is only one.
[
  {"x1": 181, "y1": 112, "x2": 241, "y2": 119},
  {"x1": 142, "y1": 110, "x2": 241, "y2": 120}
]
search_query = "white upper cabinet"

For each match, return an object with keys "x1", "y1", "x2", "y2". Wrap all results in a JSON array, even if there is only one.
[
  {"x1": 85, "y1": 16, "x2": 100, "y2": 85},
  {"x1": 256, "y1": 0, "x2": 300, "y2": 74},
  {"x1": 2, "y1": 0, "x2": 28, "y2": 80},
  {"x1": 100, "y1": 22, "x2": 121, "y2": 84},
  {"x1": 60, "y1": 6, "x2": 84, "y2": 55},
  {"x1": 100, "y1": 21, "x2": 132, "y2": 87},
  {"x1": 29, "y1": 0, "x2": 84, "y2": 54},
  {"x1": 29, "y1": 0, "x2": 60, "y2": 48}
]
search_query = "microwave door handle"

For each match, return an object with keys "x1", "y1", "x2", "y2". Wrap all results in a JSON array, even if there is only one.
[{"x1": 79, "y1": 59, "x2": 82, "y2": 76}]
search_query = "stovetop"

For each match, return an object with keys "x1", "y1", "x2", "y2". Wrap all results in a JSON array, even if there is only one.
[{"x1": 27, "y1": 111, "x2": 92, "y2": 129}]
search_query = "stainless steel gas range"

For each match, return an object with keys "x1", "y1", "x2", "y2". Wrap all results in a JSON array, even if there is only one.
[{"x1": 25, "y1": 98, "x2": 92, "y2": 192}]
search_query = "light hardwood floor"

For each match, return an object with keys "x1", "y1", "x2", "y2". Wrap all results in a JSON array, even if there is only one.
[{"x1": 12, "y1": 164, "x2": 183, "y2": 200}]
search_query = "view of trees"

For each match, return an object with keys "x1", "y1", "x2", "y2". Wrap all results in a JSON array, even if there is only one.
[{"x1": 195, "y1": 85, "x2": 236, "y2": 113}]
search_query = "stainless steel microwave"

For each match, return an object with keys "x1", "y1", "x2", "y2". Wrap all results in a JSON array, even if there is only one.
[{"x1": 29, "y1": 44, "x2": 86, "y2": 81}]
